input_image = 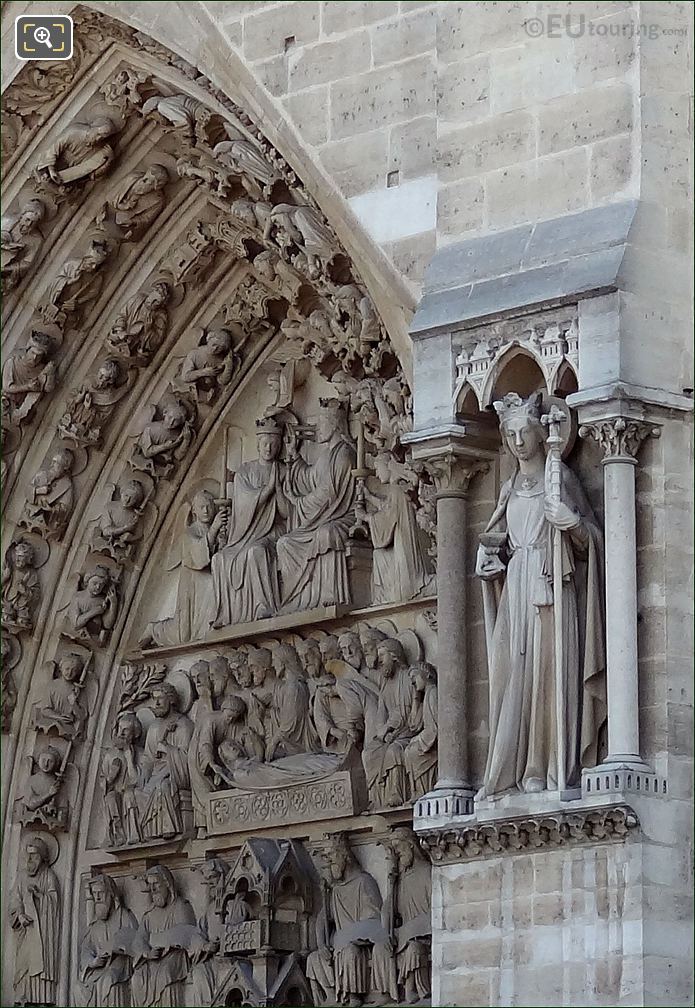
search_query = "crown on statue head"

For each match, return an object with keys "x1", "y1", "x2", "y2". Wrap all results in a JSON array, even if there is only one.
[
  {"x1": 493, "y1": 391, "x2": 543, "y2": 424},
  {"x1": 255, "y1": 416, "x2": 283, "y2": 436}
]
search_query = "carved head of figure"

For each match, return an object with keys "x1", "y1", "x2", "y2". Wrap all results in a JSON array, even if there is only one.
[
  {"x1": 25, "y1": 837, "x2": 50, "y2": 876},
  {"x1": 248, "y1": 646, "x2": 272, "y2": 686},
  {"x1": 382, "y1": 377, "x2": 405, "y2": 415},
  {"x1": 272, "y1": 643, "x2": 303, "y2": 681},
  {"x1": 90, "y1": 873, "x2": 121, "y2": 920},
  {"x1": 377, "y1": 639, "x2": 407, "y2": 680},
  {"x1": 136, "y1": 163, "x2": 169, "y2": 195},
  {"x1": 145, "y1": 281, "x2": 170, "y2": 310},
  {"x1": 37, "y1": 745, "x2": 61, "y2": 774},
  {"x1": 113, "y1": 711, "x2": 141, "y2": 750},
  {"x1": 120, "y1": 479, "x2": 146, "y2": 510},
  {"x1": 12, "y1": 539, "x2": 35, "y2": 569},
  {"x1": 318, "y1": 634, "x2": 340, "y2": 664},
  {"x1": 494, "y1": 391, "x2": 545, "y2": 463},
  {"x1": 85, "y1": 565, "x2": 110, "y2": 597},
  {"x1": 88, "y1": 116, "x2": 118, "y2": 144},
  {"x1": 162, "y1": 400, "x2": 188, "y2": 432},
  {"x1": 338, "y1": 631, "x2": 363, "y2": 671},
  {"x1": 360, "y1": 627, "x2": 387, "y2": 671},
  {"x1": 410, "y1": 660, "x2": 436, "y2": 693},
  {"x1": 325, "y1": 834, "x2": 354, "y2": 882},
  {"x1": 198, "y1": 858, "x2": 228, "y2": 902},
  {"x1": 255, "y1": 417, "x2": 283, "y2": 462},
  {"x1": 222, "y1": 694, "x2": 247, "y2": 728},
  {"x1": 191, "y1": 489, "x2": 216, "y2": 525},
  {"x1": 150, "y1": 682, "x2": 180, "y2": 719},
  {"x1": 389, "y1": 827, "x2": 420, "y2": 870},
  {"x1": 146, "y1": 865, "x2": 176, "y2": 909},
  {"x1": 316, "y1": 398, "x2": 348, "y2": 445},
  {"x1": 84, "y1": 238, "x2": 110, "y2": 271},
  {"x1": 59, "y1": 653, "x2": 84, "y2": 682},
  {"x1": 191, "y1": 659, "x2": 211, "y2": 696},
  {"x1": 48, "y1": 447, "x2": 74, "y2": 479},
  {"x1": 93, "y1": 358, "x2": 122, "y2": 391},
  {"x1": 26, "y1": 329, "x2": 53, "y2": 365},
  {"x1": 206, "y1": 328, "x2": 232, "y2": 357},
  {"x1": 297, "y1": 638, "x2": 323, "y2": 679},
  {"x1": 17, "y1": 199, "x2": 46, "y2": 235},
  {"x1": 209, "y1": 655, "x2": 232, "y2": 699}
]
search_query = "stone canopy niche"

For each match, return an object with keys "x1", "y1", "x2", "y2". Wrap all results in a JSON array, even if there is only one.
[{"x1": 2, "y1": 9, "x2": 436, "y2": 1007}]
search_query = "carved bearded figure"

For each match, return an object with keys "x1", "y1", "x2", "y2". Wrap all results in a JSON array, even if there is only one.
[
  {"x1": 100, "y1": 712, "x2": 145, "y2": 848},
  {"x1": 34, "y1": 652, "x2": 89, "y2": 741},
  {"x1": 1, "y1": 197, "x2": 46, "y2": 290},
  {"x1": 36, "y1": 116, "x2": 118, "y2": 188},
  {"x1": 404, "y1": 662, "x2": 438, "y2": 800},
  {"x1": 141, "y1": 684, "x2": 194, "y2": 840},
  {"x1": 476, "y1": 392, "x2": 606, "y2": 798},
  {"x1": 366, "y1": 638, "x2": 417, "y2": 808},
  {"x1": 23, "y1": 447, "x2": 74, "y2": 539},
  {"x1": 278, "y1": 398, "x2": 356, "y2": 612},
  {"x1": 113, "y1": 163, "x2": 169, "y2": 239},
  {"x1": 9, "y1": 837, "x2": 60, "y2": 1007},
  {"x1": 80, "y1": 874, "x2": 138, "y2": 1007},
  {"x1": 107, "y1": 282, "x2": 170, "y2": 360},
  {"x1": 385, "y1": 829, "x2": 432, "y2": 1004},
  {"x1": 267, "y1": 643, "x2": 320, "y2": 759},
  {"x1": 2, "y1": 329, "x2": 56, "y2": 427},
  {"x1": 1, "y1": 539, "x2": 39, "y2": 631}
]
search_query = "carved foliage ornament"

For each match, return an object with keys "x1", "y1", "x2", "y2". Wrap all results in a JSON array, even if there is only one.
[{"x1": 579, "y1": 417, "x2": 661, "y2": 460}]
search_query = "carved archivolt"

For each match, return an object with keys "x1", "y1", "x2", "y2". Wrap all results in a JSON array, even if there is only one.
[{"x1": 2, "y1": 10, "x2": 432, "y2": 1006}]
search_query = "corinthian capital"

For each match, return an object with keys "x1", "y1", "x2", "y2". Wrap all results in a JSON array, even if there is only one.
[
  {"x1": 579, "y1": 417, "x2": 660, "y2": 461},
  {"x1": 427, "y1": 454, "x2": 488, "y2": 498}
]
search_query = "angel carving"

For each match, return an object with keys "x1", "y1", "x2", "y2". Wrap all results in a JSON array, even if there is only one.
[
  {"x1": 32, "y1": 651, "x2": 91, "y2": 741},
  {"x1": 142, "y1": 93, "x2": 213, "y2": 146},
  {"x1": 65, "y1": 564, "x2": 120, "y2": 646},
  {"x1": 91, "y1": 478, "x2": 151, "y2": 561},
  {"x1": 130, "y1": 394, "x2": 196, "y2": 479},
  {"x1": 18, "y1": 745, "x2": 71, "y2": 832},
  {"x1": 1, "y1": 536, "x2": 46, "y2": 633},
  {"x1": 176, "y1": 328, "x2": 240, "y2": 403},
  {"x1": 213, "y1": 122, "x2": 280, "y2": 199}
]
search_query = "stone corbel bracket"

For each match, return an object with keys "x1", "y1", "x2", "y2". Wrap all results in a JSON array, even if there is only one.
[{"x1": 418, "y1": 804, "x2": 638, "y2": 864}]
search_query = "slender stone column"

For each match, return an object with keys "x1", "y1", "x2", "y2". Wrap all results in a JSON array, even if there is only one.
[{"x1": 580, "y1": 416, "x2": 659, "y2": 771}]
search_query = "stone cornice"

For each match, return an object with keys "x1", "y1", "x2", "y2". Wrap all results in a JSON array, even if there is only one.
[{"x1": 417, "y1": 804, "x2": 638, "y2": 864}]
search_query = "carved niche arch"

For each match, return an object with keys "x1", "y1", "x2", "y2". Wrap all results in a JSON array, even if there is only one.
[{"x1": 2, "y1": 10, "x2": 435, "y2": 1007}]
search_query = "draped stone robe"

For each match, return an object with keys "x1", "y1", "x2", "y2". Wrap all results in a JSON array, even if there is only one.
[
  {"x1": 131, "y1": 898, "x2": 197, "y2": 1007},
  {"x1": 369, "y1": 481, "x2": 428, "y2": 604},
  {"x1": 150, "y1": 520, "x2": 215, "y2": 646},
  {"x1": 142, "y1": 713, "x2": 194, "y2": 839},
  {"x1": 278, "y1": 438, "x2": 356, "y2": 612},
  {"x1": 10, "y1": 863, "x2": 60, "y2": 1007},
  {"x1": 80, "y1": 904, "x2": 139, "y2": 1007}
]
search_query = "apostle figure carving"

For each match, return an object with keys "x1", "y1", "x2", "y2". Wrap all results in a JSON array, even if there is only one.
[
  {"x1": 366, "y1": 638, "x2": 417, "y2": 809},
  {"x1": 267, "y1": 644, "x2": 321, "y2": 759},
  {"x1": 475, "y1": 392, "x2": 605, "y2": 798},
  {"x1": 1, "y1": 197, "x2": 46, "y2": 290},
  {"x1": 278, "y1": 398, "x2": 356, "y2": 612},
  {"x1": 142, "y1": 93, "x2": 212, "y2": 146},
  {"x1": 306, "y1": 834, "x2": 396, "y2": 1007},
  {"x1": 80, "y1": 873, "x2": 138, "y2": 1007},
  {"x1": 2, "y1": 538, "x2": 40, "y2": 632},
  {"x1": 383, "y1": 829, "x2": 432, "y2": 1004},
  {"x1": 190, "y1": 860, "x2": 228, "y2": 1007},
  {"x1": 212, "y1": 418, "x2": 286, "y2": 628},
  {"x1": 141, "y1": 683, "x2": 194, "y2": 840},
  {"x1": 42, "y1": 237, "x2": 111, "y2": 325},
  {"x1": 366, "y1": 453, "x2": 429, "y2": 605},
  {"x1": 10, "y1": 835, "x2": 60, "y2": 1006},
  {"x1": 107, "y1": 282, "x2": 171, "y2": 361},
  {"x1": 1, "y1": 631, "x2": 20, "y2": 732},
  {"x1": 67, "y1": 564, "x2": 119, "y2": 645},
  {"x1": 22, "y1": 447, "x2": 75, "y2": 540},
  {"x1": 113, "y1": 163, "x2": 169, "y2": 240},
  {"x1": 35, "y1": 116, "x2": 119, "y2": 189},
  {"x1": 178, "y1": 328, "x2": 239, "y2": 403},
  {"x1": 404, "y1": 662, "x2": 438, "y2": 801},
  {"x1": 100, "y1": 711, "x2": 145, "y2": 848},
  {"x1": 57, "y1": 358, "x2": 126, "y2": 447},
  {"x1": 33, "y1": 652, "x2": 89, "y2": 741},
  {"x1": 131, "y1": 396, "x2": 196, "y2": 480},
  {"x1": 2, "y1": 329, "x2": 57, "y2": 430},
  {"x1": 92, "y1": 479, "x2": 147, "y2": 561},
  {"x1": 213, "y1": 122, "x2": 280, "y2": 197},
  {"x1": 20, "y1": 746, "x2": 68, "y2": 831},
  {"x1": 143, "y1": 489, "x2": 226, "y2": 647},
  {"x1": 131, "y1": 865, "x2": 198, "y2": 1008}
]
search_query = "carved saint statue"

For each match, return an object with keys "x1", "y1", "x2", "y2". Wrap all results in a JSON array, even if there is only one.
[
  {"x1": 22, "y1": 447, "x2": 75, "y2": 540},
  {"x1": 267, "y1": 643, "x2": 321, "y2": 759},
  {"x1": 80, "y1": 873, "x2": 138, "y2": 1007},
  {"x1": 383, "y1": 829, "x2": 432, "y2": 1004},
  {"x1": 365, "y1": 638, "x2": 417, "y2": 809},
  {"x1": 107, "y1": 282, "x2": 171, "y2": 361},
  {"x1": 42, "y1": 237, "x2": 110, "y2": 324},
  {"x1": 212, "y1": 417, "x2": 286, "y2": 627},
  {"x1": 113, "y1": 163, "x2": 169, "y2": 240},
  {"x1": 278, "y1": 398, "x2": 356, "y2": 612},
  {"x1": 2, "y1": 538, "x2": 40, "y2": 632},
  {"x1": 141, "y1": 683, "x2": 194, "y2": 840},
  {"x1": 92, "y1": 479, "x2": 147, "y2": 561},
  {"x1": 366, "y1": 453, "x2": 429, "y2": 605},
  {"x1": 143, "y1": 489, "x2": 226, "y2": 647},
  {"x1": 100, "y1": 711, "x2": 145, "y2": 848},
  {"x1": 2, "y1": 328, "x2": 57, "y2": 429},
  {"x1": 10, "y1": 836, "x2": 60, "y2": 1006},
  {"x1": 20, "y1": 745, "x2": 67, "y2": 830},
  {"x1": 131, "y1": 865, "x2": 198, "y2": 1008},
  {"x1": 57, "y1": 358, "x2": 126, "y2": 447},
  {"x1": 475, "y1": 392, "x2": 606, "y2": 798},
  {"x1": 190, "y1": 860, "x2": 228, "y2": 1007},
  {"x1": 33, "y1": 652, "x2": 89, "y2": 741},
  {"x1": 306, "y1": 834, "x2": 395, "y2": 1007},
  {"x1": 35, "y1": 116, "x2": 119, "y2": 188},
  {"x1": 178, "y1": 328, "x2": 239, "y2": 403},
  {"x1": 130, "y1": 396, "x2": 195, "y2": 479},
  {"x1": 67, "y1": 564, "x2": 119, "y2": 645},
  {"x1": 404, "y1": 662, "x2": 438, "y2": 800},
  {"x1": 1, "y1": 197, "x2": 46, "y2": 290},
  {"x1": 142, "y1": 93, "x2": 212, "y2": 146}
]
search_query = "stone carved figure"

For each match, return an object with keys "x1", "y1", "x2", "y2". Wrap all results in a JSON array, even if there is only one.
[
  {"x1": 366, "y1": 638, "x2": 417, "y2": 809},
  {"x1": 1, "y1": 631, "x2": 20, "y2": 732},
  {"x1": 365, "y1": 453, "x2": 429, "y2": 605},
  {"x1": 41, "y1": 237, "x2": 111, "y2": 324},
  {"x1": 2, "y1": 329, "x2": 57, "y2": 429},
  {"x1": 212, "y1": 418, "x2": 286, "y2": 627},
  {"x1": 80, "y1": 873, "x2": 138, "y2": 1007},
  {"x1": 306, "y1": 834, "x2": 395, "y2": 1007},
  {"x1": 299, "y1": 637, "x2": 344, "y2": 752},
  {"x1": 382, "y1": 829, "x2": 432, "y2": 1004},
  {"x1": 141, "y1": 683, "x2": 194, "y2": 840},
  {"x1": 263, "y1": 202, "x2": 335, "y2": 279},
  {"x1": 33, "y1": 652, "x2": 89, "y2": 741},
  {"x1": 57, "y1": 358, "x2": 127, "y2": 447},
  {"x1": 9, "y1": 835, "x2": 60, "y2": 1006},
  {"x1": 35, "y1": 116, "x2": 119, "y2": 189},
  {"x1": 475, "y1": 392, "x2": 606, "y2": 798},
  {"x1": 267, "y1": 643, "x2": 321, "y2": 759},
  {"x1": 131, "y1": 396, "x2": 195, "y2": 479},
  {"x1": 278, "y1": 398, "x2": 356, "y2": 612},
  {"x1": 2, "y1": 538, "x2": 40, "y2": 632},
  {"x1": 190, "y1": 859, "x2": 228, "y2": 1006},
  {"x1": 67, "y1": 564, "x2": 119, "y2": 645},
  {"x1": 213, "y1": 122, "x2": 279, "y2": 197},
  {"x1": 178, "y1": 328, "x2": 239, "y2": 403},
  {"x1": 143, "y1": 93, "x2": 213, "y2": 146},
  {"x1": 404, "y1": 662, "x2": 438, "y2": 801},
  {"x1": 92, "y1": 479, "x2": 147, "y2": 561},
  {"x1": 1, "y1": 197, "x2": 46, "y2": 290},
  {"x1": 100, "y1": 711, "x2": 146, "y2": 848},
  {"x1": 143, "y1": 490, "x2": 226, "y2": 646},
  {"x1": 107, "y1": 282, "x2": 171, "y2": 361},
  {"x1": 21, "y1": 447, "x2": 75, "y2": 540},
  {"x1": 131, "y1": 865, "x2": 199, "y2": 1008},
  {"x1": 113, "y1": 163, "x2": 169, "y2": 239},
  {"x1": 20, "y1": 745, "x2": 68, "y2": 831}
]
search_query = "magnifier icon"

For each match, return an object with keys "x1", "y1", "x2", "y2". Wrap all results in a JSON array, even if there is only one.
[{"x1": 33, "y1": 25, "x2": 52, "y2": 48}]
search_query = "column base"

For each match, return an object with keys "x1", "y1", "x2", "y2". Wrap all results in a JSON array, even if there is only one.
[
  {"x1": 413, "y1": 784, "x2": 475, "y2": 827},
  {"x1": 583, "y1": 760, "x2": 667, "y2": 799}
]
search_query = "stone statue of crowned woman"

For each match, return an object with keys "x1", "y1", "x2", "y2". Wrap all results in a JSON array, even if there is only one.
[{"x1": 475, "y1": 391, "x2": 606, "y2": 799}]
